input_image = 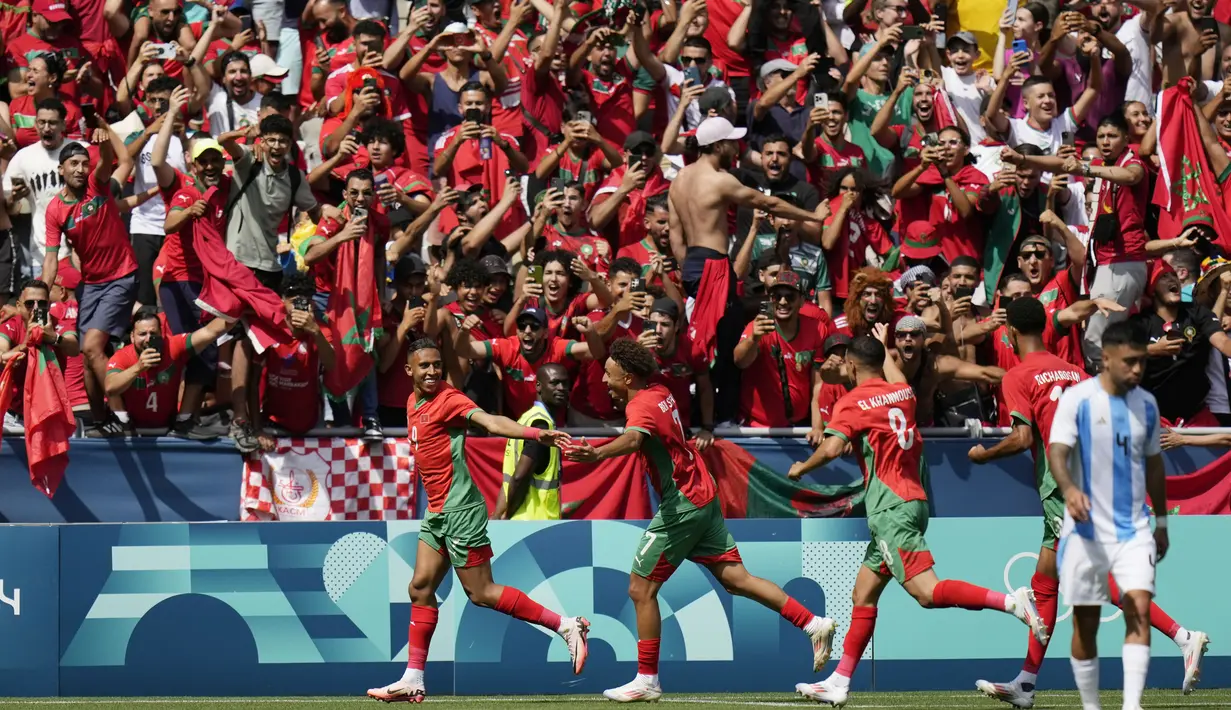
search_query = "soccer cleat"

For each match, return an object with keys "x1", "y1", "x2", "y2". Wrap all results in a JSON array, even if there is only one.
[
  {"x1": 808, "y1": 617, "x2": 837, "y2": 672},
  {"x1": 795, "y1": 679, "x2": 849, "y2": 707},
  {"x1": 1181, "y1": 631, "x2": 1210, "y2": 694},
  {"x1": 975, "y1": 679, "x2": 1035, "y2": 708},
  {"x1": 561, "y1": 616, "x2": 591, "y2": 675},
  {"x1": 602, "y1": 676, "x2": 663, "y2": 703},
  {"x1": 1011, "y1": 586, "x2": 1049, "y2": 645},
  {"x1": 367, "y1": 680, "x2": 426, "y2": 703}
]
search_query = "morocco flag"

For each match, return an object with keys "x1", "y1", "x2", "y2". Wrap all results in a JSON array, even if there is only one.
[
  {"x1": 1153, "y1": 77, "x2": 1231, "y2": 249},
  {"x1": 1162, "y1": 451, "x2": 1231, "y2": 515},
  {"x1": 0, "y1": 334, "x2": 74, "y2": 497},
  {"x1": 701, "y1": 440, "x2": 865, "y2": 518},
  {"x1": 323, "y1": 208, "x2": 383, "y2": 400}
]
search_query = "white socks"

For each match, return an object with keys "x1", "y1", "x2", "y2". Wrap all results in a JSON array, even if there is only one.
[
  {"x1": 637, "y1": 673, "x2": 659, "y2": 686},
  {"x1": 827, "y1": 672, "x2": 851, "y2": 688},
  {"x1": 1122, "y1": 643, "x2": 1150, "y2": 710},
  {"x1": 1173, "y1": 626, "x2": 1191, "y2": 646},
  {"x1": 400, "y1": 667, "x2": 423, "y2": 685},
  {"x1": 1013, "y1": 670, "x2": 1038, "y2": 690},
  {"x1": 114, "y1": 411, "x2": 130, "y2": 424},
  {"x1": 1071, "y1": 657, "x2": 1100, "y2": 710}
]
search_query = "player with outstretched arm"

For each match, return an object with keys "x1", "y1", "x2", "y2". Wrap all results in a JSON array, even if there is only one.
[
  {"x1": 1046, "y1": 321, "x2": 1172, "y2": 710},
  {"x1": 789, "y1": 335, "x2": 1047, "y2": 708},
  {"x1": 565, "y1": 339, "x2": 837, "y2": 703},
  {"x1": 366, "y1": 339, "x2": 590, "y2": 703}
]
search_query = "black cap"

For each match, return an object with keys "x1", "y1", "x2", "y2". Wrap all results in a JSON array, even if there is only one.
[
  {"x1": 394, "y1": 255, "x2": 427, "y2": 283},
  {"x1": 699, "y1": 86, "x2": 733, "y2": 114},
  {"x1": 59, "y1": 142, "x2": 90, "y2": 164},
  {"x1": 480, "y1": 254, "x2": 511, "y2": 276},
  {"x1": 650, "y1": 297, "x2": 679, "y2": 321},
  {"x1": 823, "y1": 333, "x2": 852, "y2": 356},
  {"x1": 623, "y1": 130, "x2": 657, "y2": 151},
  {"x1": 517, "y1": 307, "x2": 548, "y2": 327}
]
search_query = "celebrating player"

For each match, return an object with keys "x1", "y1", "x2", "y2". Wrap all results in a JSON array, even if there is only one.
[
  {"x1": 565, "y1": 339, "x2": 836, "y2": 703},
  {"x1": 1048, "y1": 321, "x2": 1172, "y2": 710},
  {"x1": 968, "y1": 299, "x2": 1207, "y2": 708},
  {"x1": 366, "y1": 339, "x2": 590, "y2": 703},
  {"x1": 789, "y1": 336, "x2": 1047, "y2": 708}
]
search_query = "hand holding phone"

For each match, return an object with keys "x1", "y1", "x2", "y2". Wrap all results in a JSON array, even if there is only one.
[{"x1": 528, "y1": 265, "x2": 544, "y2": 284}]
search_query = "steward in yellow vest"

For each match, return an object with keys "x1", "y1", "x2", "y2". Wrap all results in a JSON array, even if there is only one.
[{"x1": 495, "y1": 363, "x2": 571, "y2": 520}]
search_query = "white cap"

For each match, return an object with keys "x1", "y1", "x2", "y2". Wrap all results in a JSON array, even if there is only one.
[
  {"x1": 441, "y1": 21, "x2": 470, "y2": 36},
  {"x1": 694, "y1": 117, "x2": 746, "y2": 147},
  {"x1": 249, "y1": 53, "x2": 289, "y2": 79}
]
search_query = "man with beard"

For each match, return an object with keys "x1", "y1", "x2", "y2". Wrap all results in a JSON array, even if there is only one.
[
  {"x1": 800, "y1": 98, "x2": 867, "y2": 197},
  {"x1": 302, "y1": 0, "x2": 360, "y2": 107},
  {"x1": 536, "y1": 182, "x2": 611, "y2": 275},
  {"x1": 1090, "y1": 0, "x2": 1157, "y2": 106},
  {"x1": 5, "y1": 0, "x2": 98, "y2": 101},
  {"x1": 3, "y1": 99, "x2": 85, "y2": 279},
  {"x1": 671, "y1": 116, "x2": 823, "y2": 422},
  {"x1": 207, "y1": 52, "x2": 263, "y2": 136},
  {"x1": 125, "y1": 0, "x2": 219, "y2": 78},
  {"x1": 42, "y1": 122, "x2": 138, "y2": 438},
  {"x1": 455, "y1": 306, "x2": 603, "y2": 419},
  {"x1": 889, "y1": 315, "x2": 1005, "y2": 427},
  {"x1": 519, "y1": 0, "x2": 572, "y2": 175},
  {"x1": 834, "y1": 267, "x2": 900, "y2": 337},
  {"x1": 1134, "y1": 261, "x2": 1231, "y2": 426},
  {"x1": 736, "y1": 135, "x2": 821, "y2": 242},
  {"x1": 749, "y1": 59, "x2": 815, "y2": 167},
  {"x1": 590, "y1": 131, "x2": 670, "y2": 249},
  {"x1": 571, "y1": 22, "x2": 658, "y2": 149},
  {"x1": 617, "y1": 196, "x2": 679, "y2": 284},
  {"x1": 494, "y1": 362, "x2": 570, "y2": 521}
]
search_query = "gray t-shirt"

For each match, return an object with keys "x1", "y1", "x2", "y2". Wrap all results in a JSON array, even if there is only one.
[{"x1": 225, "y1": 148, "x2": 317, "y2": 273}]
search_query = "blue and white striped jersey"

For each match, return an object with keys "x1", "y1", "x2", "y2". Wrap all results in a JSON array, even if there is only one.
[{"x1": 1049, "y1": 377, "x2": 1161, "y2": 543}]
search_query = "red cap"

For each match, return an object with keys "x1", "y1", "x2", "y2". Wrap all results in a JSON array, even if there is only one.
[
  {"x1": 1147, "y1": 258, "x2": 1175, "y2": 295},
  {"x1": 901, "y1": 221, "x2": 941, "y2": 260},
  {"x1": 33, "y1": 0, "x2": 72, "y2": 23},
  {"x1": 54, "y1": 262, "x2": 81, "y2": 291}
]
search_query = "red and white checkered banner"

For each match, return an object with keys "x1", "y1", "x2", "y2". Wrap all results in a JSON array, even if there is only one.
[{"x1": 242, "y1": 438, "x2": 414, "y2": 521}]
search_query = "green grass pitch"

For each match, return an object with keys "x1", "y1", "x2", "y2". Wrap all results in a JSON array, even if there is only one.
[{"x1": 0, "y1": 690, "x2": 1227, "y2": 709}]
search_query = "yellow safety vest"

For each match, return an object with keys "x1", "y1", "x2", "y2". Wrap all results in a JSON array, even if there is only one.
[{"x1": 501, "y1": 402, "x2": 561, "y2": 520}]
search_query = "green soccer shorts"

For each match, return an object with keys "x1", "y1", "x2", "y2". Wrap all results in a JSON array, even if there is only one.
[
  {"x1": 1041, "y1": 488, "x2": 1065, "y2": 551},
  {"x1": 631, "y1": 499, "x2": 741, "y2": 582},
  {"x1": 863, "y1": 500, "x2": 936, "y2": 584},
  {"x1": 419, "y1": 504, "x2": 493, "y2": 568}
]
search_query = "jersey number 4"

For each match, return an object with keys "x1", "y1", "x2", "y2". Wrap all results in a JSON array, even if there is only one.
[{"x1": 888, "y1": 407, "x2": 915, "y2": 450}]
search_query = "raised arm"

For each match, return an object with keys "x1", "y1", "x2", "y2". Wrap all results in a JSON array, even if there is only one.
[
  {"x1": 470, "y1": 408, "x2": 572, "y2": 445},
  {"x1": 723, "y1": 175, "x2": 824, "y2": 222}
]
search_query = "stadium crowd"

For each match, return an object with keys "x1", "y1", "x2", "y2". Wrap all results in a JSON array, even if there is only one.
[{"x1": 1, "y1": 0, "x2": 1231, "y2": 452}]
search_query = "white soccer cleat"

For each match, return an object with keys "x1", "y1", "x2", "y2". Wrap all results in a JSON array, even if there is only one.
[
  {"x1": 1011, "y1": 586, "x2": 1049, "y2": 645},
  {"x1": 808, "y1": 617, "x2": 837, "y2": 672},
  {"x1": 795, "y1": 680, "x2": 849, "y2": 707},
  {"x1": 561, "y1": 616, "x2": 591, "y2": 675},
  {"x1": 603, "y1": 675, "x2": 663, "y2": 703},
  {"x1": 1182, "y1": 631, "x2": 1210, "y2": 694},
  {"x1": 366, "y1": 680, "x2": 426, "y2": 703},
  {"x1": 975, "y1": 679, "x2": 1035, "y2": 708}
]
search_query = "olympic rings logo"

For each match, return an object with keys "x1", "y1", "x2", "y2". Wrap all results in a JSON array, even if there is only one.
[{"x1": 1003, "y1": 551, "x2": 1122, "y2": 625}]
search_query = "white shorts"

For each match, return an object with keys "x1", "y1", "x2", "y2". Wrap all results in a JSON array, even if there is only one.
[{"x1": 1058, "y1": 532, "x2": 1156, "y2": 607}]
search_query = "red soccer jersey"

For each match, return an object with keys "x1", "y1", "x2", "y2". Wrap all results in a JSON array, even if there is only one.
[
  {"x1": 261, "y1": 330, "x2": 328, "y2": 434},
  {"x1": 541, "y1": 224, "x2": 610, "y2": 274},
  {"x1": 1090, "y1": 150, "x2": 1149, "y2": 263},
  {"x1": 571, "y1": 309, "x2": 642, "y2": 421},
  {"x1": 105, "y1": 333, "x2": 192, "y2": 428},
  {"x1": 50, "y1": 300, "x2": 86, "y2": 408},
  {"x1": 625, "y1": 383, "x2": 716, "y2": 511},
  {"x1": 302, "y1": 208, "x2": 391, "y2": 294},
  {"x1": 445, "y1": 302, "x2": 502, "y2": 341},
  {"x1": 9, "y1": 93, "x2": 84, "y2": 148},
  {"x1": 544, "y1": 144, "x2": 608, "y2": 203},
  {"x1": 6, "y1": 31, "x2": 92, "y2": 100},
  {"x1": 822, "y1": 198, "x2": 892, "y2": 299},
  {"x1": 521, "y1": 61, "x2": 566, "y2": 170},
  {"x1": 738, "y1": 314, "x2": 826, "y2": 427},
  {"x1": 484, "y1": 335, "x2": 580, "y2": 416},
  {"x1": 475, "y1": 23, "x2": 530, "y2": 138},
  {"x1": 1000, "y1": 350, "x2": 1087, "y2": 466},
  {"x1": 825, "y1": 378, "x2": 928, "y2": 514},
  {"x1": 581, "y1": 63, "x2": 636, "y2": 147},
  {"x1": 809, "y1": 137, "x2": 866, "y2": 195},
  {"x1": 653, "y1": 333, "x2": 707, "y2": 424},
  {"x1": 528, "y1": 292, "x2": 592, "y2": 339},
  {"x1": 162, "y1": 170, "x2": 207, "y2": 284},
  {"x1": 45, "y1": 172, "x2": 139, "y2": 284},
  {"x1": 407, "y1": 382, "x2": 485, "y2": 513},
  {"x1": 1038, "y1": 267, "x2": 1084, "y2": 369},
  {"x1": 704, "y1": 0, "x2": 750, "y2": 78}
]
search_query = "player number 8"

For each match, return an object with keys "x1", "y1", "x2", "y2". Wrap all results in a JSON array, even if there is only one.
[{"x1": 888, "y1": 407, "x2": 915, "y2": 450}]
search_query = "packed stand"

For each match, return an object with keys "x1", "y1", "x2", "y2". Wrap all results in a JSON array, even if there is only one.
[{"x1": 3, "y1": 0, "x2": 1231, "y2": 452}]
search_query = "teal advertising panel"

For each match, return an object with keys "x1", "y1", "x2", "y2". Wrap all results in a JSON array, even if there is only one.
[{"x1": 0, "y1": 525, "x2": 59, "y2": 696}]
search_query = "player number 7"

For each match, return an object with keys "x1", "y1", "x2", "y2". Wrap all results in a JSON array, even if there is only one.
[{"x1": 639, "y1": 531, "x2": 658, "y2": 558}]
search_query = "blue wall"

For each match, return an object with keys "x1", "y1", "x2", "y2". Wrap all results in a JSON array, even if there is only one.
[
  {"x1": 1, "y1": 437, "x2": 1226, "y2": 523},
  {"x1": 0, "y1": 518, "x2": 1226, "y2": 697}
]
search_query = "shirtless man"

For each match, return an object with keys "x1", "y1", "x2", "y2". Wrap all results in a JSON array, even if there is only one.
[
  {"x1": 890, "y1": 315, "x2": 1005, "y2": 426},
  {"x1": 1150, "y1": 0, "x2": 1210, "y2": 95},
  {"x1": 669, "y1": 117, "x2": 825, "y2": 421}
]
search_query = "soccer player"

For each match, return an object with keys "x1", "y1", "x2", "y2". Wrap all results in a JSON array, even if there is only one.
[
  {"x1": 1048, "y1": 321, "x2": 1172, "y2": 710},
  {"x1": 565, "y1": 339, "x2": 836, "y2": 703},
  {"x1": 366, "y1": 339, "x2": 590, "y2": 704},
  {"x1": 968, "y1": 299, "x2": 1208, "y2": 708},
  {"x1": 789, "y1": 336, "x2": 1046, "y2": 708}
]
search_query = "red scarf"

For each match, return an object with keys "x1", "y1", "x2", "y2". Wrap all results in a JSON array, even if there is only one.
[
  {"x1": 323, "y1": 206, "x2": 384, "y2": 399},
  {"x1": 0, "y1": 328, "x2": 73, "y2": 498}
]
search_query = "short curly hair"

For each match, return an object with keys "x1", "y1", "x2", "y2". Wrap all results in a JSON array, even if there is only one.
[
  {"x1": 445, "y1": 258, "x2": 491, "y2": 289},
  {"x1": 610, "y1": 338, "x2": 657, "y2": 379}
]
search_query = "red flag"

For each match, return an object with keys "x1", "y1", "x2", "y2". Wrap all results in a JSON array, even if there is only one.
[
  {"x1": 1152, "y1": 78, "x2": 1231, "y2": 249},
  {"x1": 1163, "y1": 451, "x2": 1231, "y2": 515},
  {"x1": 1216, "y1": 0, "x2": 1231, "y2": 26},
  {"x1": 322, "y1": 209, "x2": 383, "y2": 400},
  {"x1": 23, "y1": 336, "x2": 73, "y2": 497},
  {"x1": 702, "y1": 439, "x2": 863, "y2": 518},
  {"x1": 0, "y1": 358, "x2": 17, "y2": 448}
]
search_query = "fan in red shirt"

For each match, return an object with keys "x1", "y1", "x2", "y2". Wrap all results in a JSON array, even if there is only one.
[
  {"x1": 536, "y1": 182, "x2": 611, "y2": 274},
  {"x1": 9, "y1": 53, "x2": 85, "y2": 148},
  {"x1": 646, "y1": 298, "x2": 715, "y2": 445},
  {"x1": 734, "y1": 270, "x2": 827, "y2": 435},
  {"x1": 520, "y1": 0, "x2": 571, "y2": 170},
  {"x1": 104, "y1": 308, "x2": 231, "y2": 429},
  {"x1": 0, "y1": 279, "x2": 81, "y2": 415},
  {"x1": 569, "y1": 259, "x2": 649, "y2": 424},
  {"x1": 50, "y1": 267, "x2": 87, "y2": 413},
  {"x1": 456, "y1": 306, "x2": 603, "y2": 418},
  {"x1": 833, "y1": 268, "x2": 903, "y2": 338},
  {"x1": 575, "y1": 26, "x2": 640, "y2": 146},
  {"x1": 6, "y1": 0, "x2": 96, "y2": 102},
  {"x1": 299, "y1": 0, "x2": 361, "y2": 110},
  {"x1": 508, "y1": 250, "x2": 614, "y2": 339},
  {"x1": 472, "y1": 0, "x2": 534, "y2": 139},
  {"x1": 589, "y1": 132, "x2": 671, "y2": 248},
  {"x1": 534, "y1": 117, "x2": 624, "y2": 204},
  {"x1": 803, "y1": 102, "x2": 868, "y2": 197},
  {"x1": 256, "y1": 274, "x2": 337, "y2": 448},
  {"x1": 821, "y1": 168, "x2": 892, "y2": 300}
]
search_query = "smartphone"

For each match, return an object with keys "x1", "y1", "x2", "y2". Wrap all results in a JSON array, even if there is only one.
[
  {"x1": 292, "y1": 295, "x2": 311, "y2": 312},
  {"x1": 1061, "y1": 131, "x2": 1075, "y2": 147},
  {"x1": 528, "y1": 265, "x2": 544, "y2": 284},
  {"x1": 1199, "y1": 16, "x2": 1219, "y2": 35},
  {"x1": 409, "y1": 296, "x2": 427, "y2": 310},
  {"x1": 463, "y1": 108, "x2": 483, "y2": 123},
  {"x1": 32, "y1": 303, "x2": 49, "y2": 327},
  {"x1": 924, "y1": 132, "x2": 939, "y2": 147},
  {"x1": 663, "y1": 256, "x2": 678, "y2": 272},
  {"x1": 953, "y1": 285, "x2": 975, "y2": 301},
  {"x1": 153, "y1": 43, "x2": 177, "y2": 60},
  {"x1": 550, "y1": 177, "x2": 564, "y2": 191},
  {"x1": 901, "y1": 25, "x2": 925, "y2": 41},
  {"x1": 352, "y1": 206, "x2": 367, "y2": 221},
  {"x1": 813, "y1": 92, "x2": 829, "y2": 108},
  {"x1": 684, "y1": 66, "x2": 703, "y2": 85},
  {"x1": 145, "y1": 333, "x2": 163, "y2": 355},
  {"x1": 934, "y1": 3, "x2": 948, "y2": 23},
  {"x1": 1012, "y1": 38, "x2": 1029, "y2": 55},
  {"x1": 82, "y1": 102, "x2": 98, "y2": 129},
  {"x1": 759, "y1": 300, "x2": 773, "y2": 318},
  {"x1": 1165, "y1": 324, "x2": 1186, "y2": 341},
  {"x1": 576, "y1": 110, "x2": 592, "y2": 124},
  {"x1": 630, "y1": 277, "x2": 646, "y2": 293},
  {"x1": 240, "y1": 15, "x2": 254, "y2": 33}
]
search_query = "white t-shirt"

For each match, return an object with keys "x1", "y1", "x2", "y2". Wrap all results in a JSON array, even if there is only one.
[
  {"x1": 941, "y1": 65, "x2": 990, "y2": 146},
  {"x1": 1007, "y1": 109, "x2": 1078, "y2": 155},
  {"x1": 130, "y1": 135, "x2": 186, "y2": 236},
  {"x1": 661, "y1": 64, "x2": 735, "y2": 133},
  {"x1": 1, "y1": 140, "x2": 86, "y2": 259},
  {"x1": 1117, "y1": 15, "x2": 1153, "y2": 108},
  {"x1": 207, "y1": 85, "x2": 263, "y2": 137}
]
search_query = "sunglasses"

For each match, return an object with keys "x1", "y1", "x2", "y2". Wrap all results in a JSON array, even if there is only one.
[
  {"x1": 770, "y1": 289, "x2": 799, "y2": 302},
  {"x1": 679, "y1": 56, "x2": 708, "y2": 65},
  {"x1": 22, "y1": 299, "x2": 48, "y2": 309},
  {"x1": 1019, "y1": 248, "x2": 1050, "y2": 261},
  {"x1": 517, "y1": 321, "x2": 544, "y2": 332},
  {"x1": 896, "y1": 329, "x2": 925, "y2": 338}
]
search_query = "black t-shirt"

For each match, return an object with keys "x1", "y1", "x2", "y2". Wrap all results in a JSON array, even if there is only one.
[
  {"x1": 733, "y1": 169, "x2": 821, "y2": 249},
  {"x1": 1135, "y1": 303, "x2": 1225, "y2": 420}
]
